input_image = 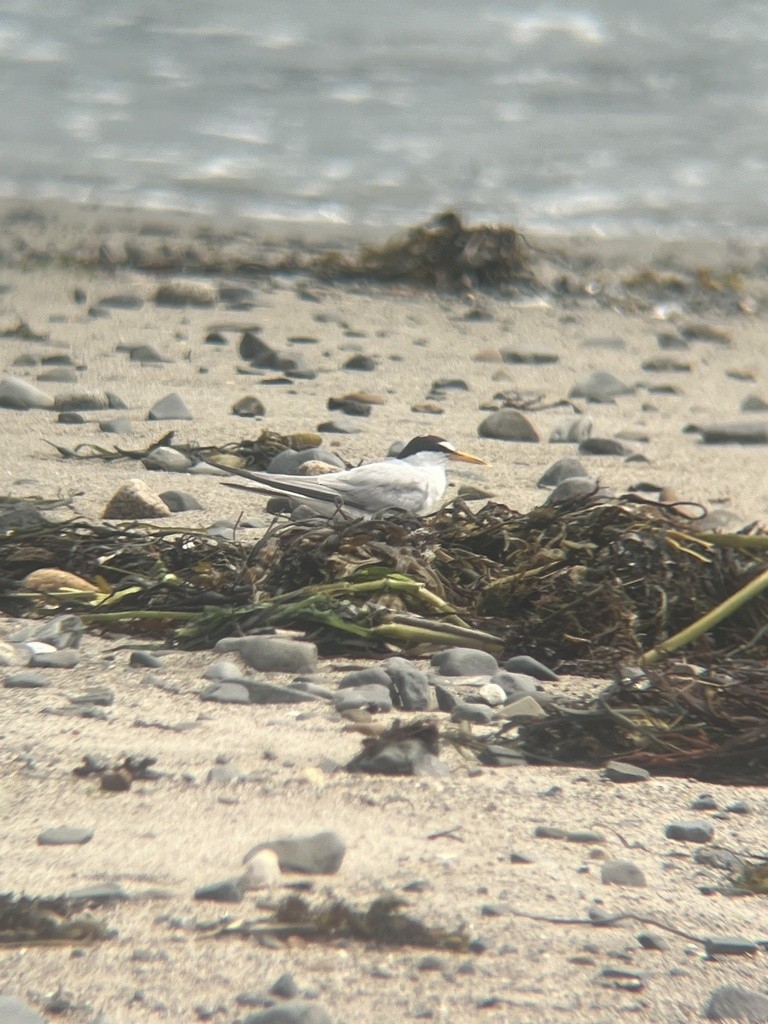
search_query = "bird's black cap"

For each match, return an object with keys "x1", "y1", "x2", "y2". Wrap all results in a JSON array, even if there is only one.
[{"x1": 395, "y1": 436, "x2": 455, "y2": 459}]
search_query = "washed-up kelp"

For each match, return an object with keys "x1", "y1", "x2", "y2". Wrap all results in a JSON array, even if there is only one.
[
  {"x1": 315, "y1": 211, "x2": 534, "y2": 290},
  {"x1": 48, "y1": 428, "x2": 325, "y2": 472},
  {"x1": 0, "y1": 495, "x2": 767, "y2": 670},
  {"x1": 0, "y1": 893, "x2": 112, "y2": 946},
  {"x1": 478, "y1": 660, "x2": 768, "y2": 785},
  {"x1": 195, "y1": 893, "x2": 472, "y2": 951}
]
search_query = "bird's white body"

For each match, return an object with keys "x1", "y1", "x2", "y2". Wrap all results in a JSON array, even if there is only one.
[{"x1": 219, "y1": 436, "x2": 487, "y2": 519}]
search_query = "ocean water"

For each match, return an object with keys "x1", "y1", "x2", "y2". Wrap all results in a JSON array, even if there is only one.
[{"x1": 1, "y1": 0, "x2": 767, "y2": 238}]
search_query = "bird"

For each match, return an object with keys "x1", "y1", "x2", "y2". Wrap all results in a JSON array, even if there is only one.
[{"x1": 217, "y1": 435, "x2": 488, "y2": 519}]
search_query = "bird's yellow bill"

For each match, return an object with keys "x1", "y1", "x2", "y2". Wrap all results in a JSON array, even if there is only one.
[{"x1": 449, "y1": 449, "x2": 490, "y2": 466}]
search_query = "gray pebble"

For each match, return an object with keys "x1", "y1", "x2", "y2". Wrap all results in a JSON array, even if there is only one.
[
  {"x1": 601, "y1": 860, "x2": 647, "y2": 887},
  {"x1": 129, "y1": 650, "x2": 163, "y2": 668},
  {"x1": 29, "y1": 649, "x2": 79, "y2": 669},
  {"x1": 545, "y1": 477, "x2": 603, "y2": 505},
  {"x1": 57, "y1": 411, "x2": 86, "y2": 424},
  {"x1": 537, "y1": 456, "x2": 589, "y2": 486},
  {"x1": 742, "y1": 394, "x2": 768, "y2": 412},
  {"x1": 431, "y1": 647, "x2": 498, "y2": 676},
  {"x1": 665, "y1": 820, "x2": 714, "y2": 843},
  {"x1": 498, "y1": 695, "x2": 547, "y2": 721},
  {"x1": 700, "y1": 421, "x2": 768, "y2": 444},
  {"x1": 704, "y1": 937, "x2": 759, "y2": 956},
  {"x1": 333, "y1": 684, "x2": 393, "y2": 713},
  {"x1": 128, "y1": 344, "x2": 168, "y2": 364},
  {"x1": 4, "y1": 671, "x2": 49, "y2": 689},
  {"x1": 99, "y1": 417, "x2": 132, "y2": 434},
  {"x1": 578, "y1": 437, "x2": 633, "y2": 456},
  {"x1": 269, "y1": 972, "x2": 299, "y2": 999},
  {"x1": 0, "y1": 375, "x2": 54, "y2": 410},
  {"x1": 478, "y1": 409, "x2": 539, "y2": 442},
  {"x1": 703, "y1": 985, "x2": 768, "y2": 1021},
  {"x1": 504, "y1": 653, "x2": 558, "y2": 679},
  {"x1": 691, "y1": 795, "x2": 718, "y2": 811},
  {"x1": 38, "y1": 826, "x2": 93, "y2": 846},
  {"x1": 382, "y1": 656, "x2": 430, "y2": 710},
  {"x1": 534, "y1": 825, "x2": 566, "y2": 839},
  {"x1": 202, "y1": 660, "x2": 243, "y2": 681},
  {"x1": 147, "y1": 393, "x2": 193, "y2": 421},
  {"x1": 602, "y1": 761, "x2": 650, "y2": 783},
  {"x1": 40, "y1": 367, "x2": 78, "y2": 383},
  {"x1": 267, "y1": 447, "x2": 344, "y2": 474},
  {"x1": 245, "y1": 830, "x2": 345, "y2": 875},
  {"x1": 143, "y1": 446, "x2": 193, "y2": 472},
  {"x1": 726, "y1": 801, "x2": 751, "y2": 815},
  {"x1": 491, "y1": 670, "x2": 539, "y2": 695},
  {"x1": 239, "y1": 679, "x2": 322, "y2": 704},
  {"x1": 200, "y1": 682, "x2": 251, "y2": 704},
  {"x1": 242, "y1": 1002, "x2": 332, "y2": 1024},
  {"x1": 338, "y1": 666, "x2": 391, "y2": 689},
  {"x1": 224, "y1": 636, "x2": 318, "y2": 674},
  {"x1": 159, "y1": 490, "x2": 203, "y2": 511},
  {"x1": 451, "y1": 702, "x2": 494, "y2": 724},
  {"x1": 232, "y1": 395, "x2": 266, "y2": 417},
  {"x1": 194, "y1": 878, "x2": 244, "y2": 903},
  {"x1": 569, "y1": 370, "x2": 633, "y2": 403}
]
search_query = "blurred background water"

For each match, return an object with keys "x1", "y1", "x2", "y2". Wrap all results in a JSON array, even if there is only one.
[{"x1": 1, "y1": 0, "x2": 767, "y2": 238}]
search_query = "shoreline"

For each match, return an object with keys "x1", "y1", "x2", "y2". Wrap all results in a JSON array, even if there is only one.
[{"x1": 0, "y1": 197, "x2": 767, "y2": 1024}]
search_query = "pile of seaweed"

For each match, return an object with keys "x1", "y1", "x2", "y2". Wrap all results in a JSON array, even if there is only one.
[
  {"x1": 1, "y1": 492, "x2": 767, "y2": 672},
  {"x1": 315, "y1": 211, "x2": 534, "y2": 290},
  {"x1": 486, "y1": 660, "x2": 768, "y2": 784}
]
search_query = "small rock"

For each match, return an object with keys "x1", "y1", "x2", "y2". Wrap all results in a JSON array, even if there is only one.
[
  {"x1": 700, "y1": 421, "x2": 768, "y2": 444},
  {"x1": 602, "y1": 761, "x2": 650, "y2": 783},
  {"x1": 99, "y1": 417, "x2": 132, "y2": 434},
  {"x1": 431, "y1": 648, "x2": 498, "y2": 676},
  {"x1": 129, "y1": 651, "x2": 163, "y2": 668},
  {"x1": 202, "y1": 660, "x2": 242, "y2": 681},
  {"x1": 128, "y1": 344, "x2": 168, "y2": 364},
  {"x1": 194, "y1": 878, "x2": 244, "y2": 903},
  {"x1": 333, "y1": 684, "x2": 393, "y2": 713},
  {"x1": 228, "y1": 636, "x2": 318, "y2": 674},
  {"x1": 154, "y1": 280, "x2": 217, "y2": 306},
  {"x1": 232, "y1": 395, "x2": 266, "y2": 417},
  {"x1": 452, "y1": 702, "x2": 494, "y2": 724},
  {"x1": 143, "y1": 446, "x2": 192, "y2": 472},
  {"x1": 159, "y1": 490, "x2": 203, "y2": 512},
  {"x1": 38, "y1": 826, "x2": 93, "y2": 846},
  {"x1": 200, "y1": 682, "x2": 251, "y2": 705},
  {"x1": 742, "y1": 394, "x2": 768, "y2": 412},
  {"x1": 703, "y1": 985, "x2": 768, "y2": 1022},
  {"x1": 578, "y1": 437, "x2": 633, "y2": 456},
  {"x1": 503, "y1": 655, "x2": 558, "y2": 680},
  {"x1": 601, "y1": 860, "x2": 647, "y2": 887},
  {"x1": 538, "y1": 457, "x2": 589, "y2": 487},
  {"x1": 147, "y1": 393, "x2": 193, "y2": 421},
  {"x1": 242, "y1": 1002, "x2": 332, "y2": 1024},
  {"x1": 0, "y1": 375, "x2": 54, "y2": 410},
  {"x1": 665, "y1": 820, "x2": 714, "y2": 843},
  {"x1": 29, "y1": 649, "x2": 79, "y2": 669},
  {"x1": 245, "y1": 830, "x2": 345, "y2": 875},
  {"x1": 53, "y1": 390, "x2": 109, "y2": 411},
  {"x1": 338, "y1": 667, "x2": 391, "y2": 689},
  {"x1": 569, "y1": 371, "x2": 633, "y2": 403},
  {"x1": 477, "y1": 682, "x2": 507, "y2": 706},
  {"x1": 343, "y1": 354, "x2": 376, "y2": 371},
  {"x1": 382, "y1": 656, "x2": 430, "y2": 710},
  {"x1": 267, "y1": 447, "x2": 344, "y2": 474},
  {"x1": 478, "y1": 409, "x2": 539, "y2": 442},
  {"x1": 534, "y1": 825, "x2": 566, "y2": 839},
  {"x1": 497, "y1": 695, "x2": 547, "y2": 721},
  {"x1": 491, "y1": 671, "x2": 539, "y2": 695},
  {"x1": 270, "y1": 973, "x2": 299, "y2": 999},
  {"x1": 102, "y1": 480, "x2": 171, "y2": 519},
  {"x1": 4, "y1": 671, "x2": 49, "y2": 689},
  {"x1": 704, "y1": 937, "x2": 759, "y2": 957},
  {"x1": 545, "y1": 477, "x2": 605, "y2": 505},
  {"x1": 691, "y1": 795, "x2": 718, "y2": 811}
]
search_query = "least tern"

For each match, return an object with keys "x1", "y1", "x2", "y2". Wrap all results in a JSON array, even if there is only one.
[{"x1": 219, "y1": 435, "x2": 488, "y2": 518}]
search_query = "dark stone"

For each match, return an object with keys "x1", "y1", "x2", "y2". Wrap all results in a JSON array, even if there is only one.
[
  {"x1": 578, "y1": 437, "x2": 633, "y2": 456},
  {"x1": 38, "y1": 826, "x2": 94, "y2": 846},
  {"x1": 537, "y1": 457, "x2": 589, "y2": 486},
  {"x1": 147, "y1": 393, "x2": 193, "y2": 421},
  {"x1": 232, "y1": 395, "x2": 266, "y2": 417},
  {"x1": 704, "y1": 937, "x2": 759, "y2": 956},
  {"x1": 159, "y1": 490, "x2": 203, "y2": 512},
  {"x1": 343, "y1": 354, "x2": 377, "y2": 371},
  {"x1": 338, "y1": 667, "x2": 391, "y2": 689},
  {"x1": 701, "y1": 421, "x2": 768, "y2": 444},
  {"x1": 665, "y1": 820, "x2": 714, "y2": 843},
  {"x1": 194, "y1": 878, "x2": 244, "y2": 903},
  {"x1": 451, "y1": 702, "x2": 494, "y2": 724},
  {"x1": 503, "y1": 655, "x2": 558, "y2": 680},
  {"x1": 382, "y1": 656, "x2": 430, "y2": 710},
  {"x1": 129, "y1": 650, "x2": 163, "y2": 668},
  {"x1": 333, "y1": 684, "x2": 393, "y2": 713},
  {"x1": 269, "y1": 972, "x2": 299, "y2": 999},
  {"x1": 431, "y1": 648, "x2": 498, "y2": 677}
]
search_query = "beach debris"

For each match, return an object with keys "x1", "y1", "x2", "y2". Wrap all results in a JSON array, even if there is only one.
[
  {"x1": 193, "y1": 892, "x2": 472, "y2": 952},
  {"x1": 346, "y1": 718, "x2": 447, "y2": 776},
  {"x1": 73, "y1": 754, "x2": 159, "y2": 792},
  {"x1": 0, "y1": 893, "x2": 112, "y2": 946},
  {"x1": 315, "y1": 211, "x2": 532, "y2": 290}
]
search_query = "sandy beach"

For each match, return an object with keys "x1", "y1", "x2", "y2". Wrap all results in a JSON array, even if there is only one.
[{"x1": 1, "y1": 201, "x2": 768, "y2": 1024}]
